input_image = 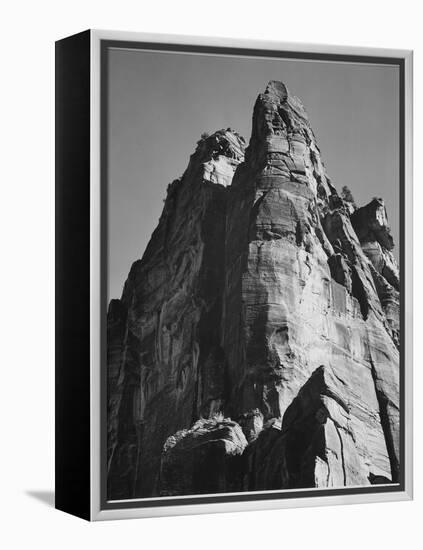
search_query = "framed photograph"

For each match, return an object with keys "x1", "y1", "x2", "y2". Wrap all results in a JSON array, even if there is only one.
[{"x1": 55, "y1": 29, "x2": 413, "y2": 521}]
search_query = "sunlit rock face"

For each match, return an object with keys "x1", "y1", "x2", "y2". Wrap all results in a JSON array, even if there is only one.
[{"x1": 107, "y1": 83, "x2": 400, "y2": 499}]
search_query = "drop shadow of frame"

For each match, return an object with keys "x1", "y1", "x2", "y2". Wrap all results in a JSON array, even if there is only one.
[{"x1": 26, "y1": 490, "x2": 55, "y2": 508}]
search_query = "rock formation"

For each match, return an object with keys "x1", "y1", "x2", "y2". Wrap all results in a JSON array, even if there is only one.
[{"x1": 107, "y1": 81, "x2": 400, "y2": 500}]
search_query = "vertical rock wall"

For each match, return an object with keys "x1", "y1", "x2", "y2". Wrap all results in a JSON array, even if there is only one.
[{"x1": 107, "y1": 130, "x2": 245, "y2": 498}]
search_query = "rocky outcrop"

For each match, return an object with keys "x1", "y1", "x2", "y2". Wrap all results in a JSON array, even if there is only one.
[
  {"x1": 244, "y1": 365, "x2": 372, "y2": 490},
  {"x1": 351, "y1": 198, "x2": 400, "y2": 347},
  {"x1": 107, "y1": 82, "x2": 400, "y2": 499},
  {"x1": 160, "y1": 416, "x2": 247, "y2": 496}
]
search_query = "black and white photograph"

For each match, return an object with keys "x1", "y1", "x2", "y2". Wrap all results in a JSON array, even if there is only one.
[{"x1": 104, "y1": 42, "x2": 404, "y2": 503}]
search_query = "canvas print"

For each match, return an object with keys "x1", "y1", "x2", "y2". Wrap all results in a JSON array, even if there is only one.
[{"x1": 105, "y1": 47, "x2": 400, "y2": 501}]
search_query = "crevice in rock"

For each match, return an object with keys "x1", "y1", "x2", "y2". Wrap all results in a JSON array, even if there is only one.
[
  {"x1": 327, "y1": 253, "x2": 352, "y2": 292},
  {"x1": 295, "y1": 220, "x2": 304, "y2": 246},
  {"x1": 332, "y1": 421, "x2": 347, "y2": 486},
  {"x1": 369, "y1": 358, "x2": 399, "y2": 482},
  {"x1": 248, "y1": 191, "x2": 268, "y2": 241},
  {"x1": 351, "y1": 265, "x2": 370, "y2": 319},
  {"x1": 278, "y1": 106, "x2": 292, "y2": 130}
]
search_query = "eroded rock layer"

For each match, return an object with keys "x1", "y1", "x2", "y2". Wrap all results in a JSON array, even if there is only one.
[{"x1": 107, "y1": 83, "x2": 400, "y2": 499}]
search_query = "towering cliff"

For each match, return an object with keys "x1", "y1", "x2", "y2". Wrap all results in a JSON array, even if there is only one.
[{"x1": 107, "y1": 81, "x2": 400, "y2": 499}]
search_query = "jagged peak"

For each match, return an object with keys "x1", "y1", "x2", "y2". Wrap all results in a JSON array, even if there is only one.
[
  {"x1": 264, "y1": 80, "x2": 289, "y2": 102},
  {"x1": 244, "y1": 81, "x2": 314, "y2": 168},
  {"x1": 351, "y1": 197, "x2": 394, "y2": 250},
  {"x1": 257, "y1": 80, "x2": 309, "y2": 123},
  {"x1": 194, "y1": 128, "x2": 246, "y2": 163}
]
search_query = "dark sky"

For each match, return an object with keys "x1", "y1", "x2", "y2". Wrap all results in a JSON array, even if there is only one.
[{"x1": 108, "y1": 48, "x2": 399, "y2": 300}]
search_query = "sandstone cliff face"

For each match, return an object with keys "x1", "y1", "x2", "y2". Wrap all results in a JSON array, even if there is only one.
[
  {"x1": 107, "y1": 129, "x2": 245, "y2": 498},
  {"x1": 107, "y1": 82, "x2": 400, "y2": 499}
]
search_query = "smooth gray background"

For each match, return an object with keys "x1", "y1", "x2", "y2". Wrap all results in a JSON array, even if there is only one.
[{"x1": 108, "y1": 48, "x2": 399, "y2": 300}]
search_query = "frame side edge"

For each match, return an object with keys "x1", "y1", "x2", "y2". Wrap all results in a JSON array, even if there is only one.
[
  {"x1": 403, "y1": 49, "x2": 413, "y2": 500},
  {"x1": 55, "y1": 29, "x2": 92, "y2": 521}
]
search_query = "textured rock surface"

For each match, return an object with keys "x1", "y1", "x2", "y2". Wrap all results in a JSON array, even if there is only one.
[
  {"x1": 107, "y1": 129, "x2": 246, "y2": 498},
  {"x1": 107, "y1": 83, "x2": 400, "y2": 499},
  {"x1": 351, "y1": 198, "x2": 400, "y2": 347},
  {"x1": 160, "y1": 417, "x2": 247, "y2": 496}
]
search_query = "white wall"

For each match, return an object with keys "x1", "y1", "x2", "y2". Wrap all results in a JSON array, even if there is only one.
[{"x1": 1, "y1": 0, "x2": 420, "y2": 547}]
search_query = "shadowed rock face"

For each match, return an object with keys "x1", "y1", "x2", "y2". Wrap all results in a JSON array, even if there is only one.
[
  {"x1": 351, "y1": 199, "x2": 400, "y2": 347},
  {"x1": 107, "y1": 129, "x2": 246, "y2": 498},
  {"x1": 107, "y1": 83, "x2": 400, "y2": 499},
  {"x1": 160, "y1": 417, "x2": 247, "y2": 496}
]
